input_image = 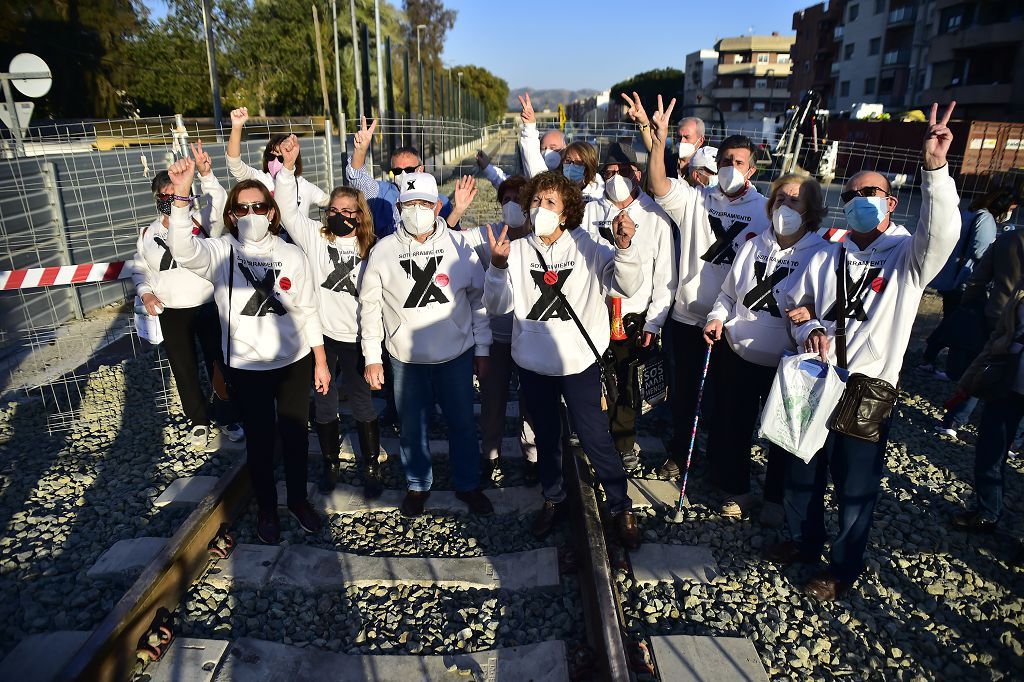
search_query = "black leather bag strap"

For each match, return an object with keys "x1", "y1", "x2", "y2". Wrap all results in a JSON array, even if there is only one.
[
  {"x1": 226, "y1": 246, "x2": 234, "y2": 369},
  {"x1": 533, "y1": 247, "x2": 604, "y2": 365},
  {"x1": 835, "y1": 246, "x2": 848, "y2": 369}
]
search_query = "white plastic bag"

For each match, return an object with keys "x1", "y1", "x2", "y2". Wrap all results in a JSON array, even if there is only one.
[
  {"x1": 759, "y1": 352, "x2": 846, "y2": 463},
  {"x1": 134, "y1": 296, "x2": 164, "y2": 345}
]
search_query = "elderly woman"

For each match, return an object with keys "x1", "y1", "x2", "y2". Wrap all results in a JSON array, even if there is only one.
[
  {"x1": 484, "y1": 171, "x2": 642, "y2": 547},
  {"x1": 703, "y1": 172, "x2": 829, "y2": 525}
]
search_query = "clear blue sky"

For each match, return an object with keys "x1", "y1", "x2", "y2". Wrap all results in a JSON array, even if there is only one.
[{"x1": 143, "y1": 0, "x2": 809, "y2": 90}]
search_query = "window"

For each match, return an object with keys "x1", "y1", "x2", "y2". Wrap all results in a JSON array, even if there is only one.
[
  {"x1": 756, "y1": 78, "x2": 768, "y2": 88},
  {"x1": 844, "y1": 43, "x2": 855, "y2": 60},
  {"x1": 734, "y1": 54, "x2": 745, "y2": 63},
  {"x1": 848, "y1": 3, "x2": 860, "y2": 21},
  {"x1": 777, "y1": 54, "x2": 791, "y2": 64},
  {"x1": 874, "y1": 0, "x2": 886, "y2": 13},
  {"x1": 734, "y1": 78, "x2": 744, "y2": 88},
  {"x1": 864, "y1": 77, "x2": 876, "y2": 94},
  {"x1": 869, "y1": 37, "x2": 881, "y2": 55},
  {"x1": 757, "y1": 54, "x2": 770, "y2": 63},
  {"x1": 840, "y1": 80, "x2": 851, "y2": 96},
  {"x1": 732, "y1": 101, "x2": 744, "y2": 112},
  {"x1": 804, "y1": 60, "x2": 811, "y2": 72},
  {"x1": 879, "y1": 76, "x2": 895, "y2": 93},
  {"x1": 753, "y1": 102, "x2": 767, "y2": 111}
]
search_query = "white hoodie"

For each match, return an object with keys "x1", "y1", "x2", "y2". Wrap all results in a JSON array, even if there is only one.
[
  {"x1": 519, "y1": 123, "x2": 605, "y2": 202},
  {"x1": 582, "y1": 191, "x2": 677, "y2": 334},
  {"x1": 132, "y1": 172, "x2": 228, "y2": 309},
  {"x1": 276, "y1": 167, "x2": 365, "y2": 343},
  {"x1": 655, "y1": 178, "x2": 770, "y2": 327},
  {"x1": 359, "y1": 217, "x2": 491, "y2": 365},
  {"x1": 709, "y1": 229, "x2": 828, "y2": 366},
  {"x1": 484, "y1": 229, "x2": 642, "y2": 376},
  {"x1": 226, "y1": 154, "x2": 329, "y2": 216},
  {"x1": 167, "y1": 205, "x2": 324, "y2": 370},
  {"x1": 462, "y1": 223, "x2": 515, "y2": 345},
  {"x1": 786, "y1": 166, "x2": 961, "y2": 386}
]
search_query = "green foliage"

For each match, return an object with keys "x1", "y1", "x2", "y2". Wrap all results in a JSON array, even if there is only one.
[
  {"x1": 609, "y1": 68, "x2": 686, "y2": 121},
  {"x1": 449, "y1": 65, "x2": 508, "y2": 123}
]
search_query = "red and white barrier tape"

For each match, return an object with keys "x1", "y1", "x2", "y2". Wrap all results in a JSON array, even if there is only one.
[{"x1": 0, "y1": 261, "x2": 134, "y2": 291}]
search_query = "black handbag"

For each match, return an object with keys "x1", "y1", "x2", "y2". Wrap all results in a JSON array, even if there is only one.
[
  {"x1": 533, "y1": 248, "x2": 618, "y2": 409},
  {"x1": 967, "y1": 345, "x2": 1023, "y2": 401},
  {"x1": 627, "y1": 341, "x2": 668, "y2": 414},
  {"x1": 829, "y1": 248, "x2": 898, "y2": 442}
]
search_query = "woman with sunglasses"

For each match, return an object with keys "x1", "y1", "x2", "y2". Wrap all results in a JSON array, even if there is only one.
[
  {"x1": 166, "y1": 156, "x2": 332, "y2": 546},
  {"x1": 275, "y1": 134, "x2": 384, "y2": 499},
  {"x1": 227, "y1": 107, "x2": 329, "y2": 218},
  {"x1": 132, "y1": 141, "x2": 243, "y2": 452}
]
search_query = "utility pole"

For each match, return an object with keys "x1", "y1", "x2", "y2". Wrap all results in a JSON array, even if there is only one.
[
  {"x1": 200, "y1": 0, "x2": 223, "y2": 134},
  {"x1": 349, "y1": 0, "x2": 363, "y2": 120},
  {"x1": 374, "y1": 0, "x2": 385, "y2": 120}
]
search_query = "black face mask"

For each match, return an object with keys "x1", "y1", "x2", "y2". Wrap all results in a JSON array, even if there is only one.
[
  {"x1": 326, "y1": 213, "x2": 358, "y2": 237},
  {"x1": 156, "y1": 195, "x2": 173, "y2": 216}
]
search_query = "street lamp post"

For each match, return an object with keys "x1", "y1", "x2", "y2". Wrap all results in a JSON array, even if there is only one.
[
  {"x1": 416, "y1": 24, "x2": 426, "y2": 116},
  {"x1": 457, "y1": 71, "x2": 463, "y2": 120},
  {"x1": 766, "y1": 68, "x2": 776, "y2": 118}
]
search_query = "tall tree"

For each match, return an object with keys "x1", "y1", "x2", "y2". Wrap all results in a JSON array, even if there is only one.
[
  {"x1": 403, "y1": 0, "x2": 455, "y2": 71},
  {"x1": 449, "y1": 64, "x2": 508, "y2": 123},
  {"x1": 609, "y1": 68, "x2": 685, "y2": 122}
]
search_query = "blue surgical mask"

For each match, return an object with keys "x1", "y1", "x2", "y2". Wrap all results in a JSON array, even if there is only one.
[
  {"x1": 563, "y1": 163, "x2": 585, "y2": 183},
  {"x1": 843, "y1": 196, "x2": 889, "y2": 233}
]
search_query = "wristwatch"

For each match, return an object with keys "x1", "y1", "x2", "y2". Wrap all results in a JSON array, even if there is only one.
[{"x1": 638, "y1": 123, "x2": 650, "y2": 131}]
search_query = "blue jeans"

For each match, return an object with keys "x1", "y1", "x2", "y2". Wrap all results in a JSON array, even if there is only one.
[
  {"x1": 784, "y1": 426, "x2": 888, "y2": 584},
  {"x1": 390, "y1": 349, "x2": 480, "y2": 492},
  {"x1": 945, "y1": 395, "x2": 980, "y2": 427},
  {"x1": 973, "y1": 391, "x2": 1024, "y2": 521}
]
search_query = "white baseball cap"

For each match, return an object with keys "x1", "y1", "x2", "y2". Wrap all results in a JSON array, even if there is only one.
[
  {"x1": 398, "y1": 172, "x2": 438, "y2": 203},
  {"x1": 689, "y1": 146, "x2": 719, "y2": 174}
]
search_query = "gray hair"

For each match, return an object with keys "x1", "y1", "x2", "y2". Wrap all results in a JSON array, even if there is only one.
[
  {"x1": 541, "y1": 129, "x2": 567, "y2": 148},
  {"x1": 678, "y1": 116, "x2": 705, "y2": 139}
]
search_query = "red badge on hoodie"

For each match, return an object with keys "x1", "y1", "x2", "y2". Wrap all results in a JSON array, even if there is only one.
[
  {"x1": 871, "y1": 277, "x2": 886, "y2": 293},
  {"x1": 279, "y1": 277, "x2": 292, "y2": 291}
]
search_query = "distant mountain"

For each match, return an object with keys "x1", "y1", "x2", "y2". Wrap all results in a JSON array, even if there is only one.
[{"x1": 508, "y1": 87, "x2": 602, "y2": 112}]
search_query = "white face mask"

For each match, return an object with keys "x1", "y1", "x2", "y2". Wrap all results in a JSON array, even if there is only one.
[
  {"x1": 236, "y1": 214, "x2": 271, "y2": 243},
  {"x1": 400, "y1": 204, "x2": 436, "y2": 236},
  {"x1": 605, "y1": 174, "x2": 634, "y2": 203},
  {"x1": 717, "y1": 165, "x2": 747, "y2": 194},
  {"x1": 677, "y1": 142, "x2": 696, "y2": 160},
  {"x1": 542, "y1": 148, "x2": 562, "y2": 171},
  {"x1": 772, "y1": 205, "x2": 804, "y2": 237},
  {"x1": 502, "y1": 201, "x2": 526, "y2": 228},
  {"x1": 530, "y1": 206, "x2": 561, "y2": 237}
]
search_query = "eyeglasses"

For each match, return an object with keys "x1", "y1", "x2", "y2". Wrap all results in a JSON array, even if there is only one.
[
  {"x1": 840, "y1": 186, "x2": 889, "y2": 204},
  {"x1": 391, "y1": 165, "x2": 418, "y2": 175},
  {"x1": 326, "y1": 207, "x2": 359, "y2": 217},
  {"x1": 230, "y1": 202, "x2": 272, "y2": 217},
  {"x1": 155, "y1": 192, "x2": 174, "y2": 201},
  {"x1": 266, "y1": 153, "x2": 284, "y2": 163}
]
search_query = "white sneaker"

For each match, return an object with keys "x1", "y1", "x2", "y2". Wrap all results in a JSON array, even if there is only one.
[
  {"x1": 621, "y1": 443, "x2": 642, "y2": 472},
  {"x1": 933, "y1": 424, "x2": 959, "y2": 438},
  {"x1": 759, "y1": 502, "x2": 785, "y2": 528},
  {"x1": 222, "y1": 423, "x2": 245, "y2": 442},
  {"x1": 720, "y1": 493, "x2": 755, "y2": 519},
  {"x1": 189, "y1": 425, "x2": 210, "y2": 452}
]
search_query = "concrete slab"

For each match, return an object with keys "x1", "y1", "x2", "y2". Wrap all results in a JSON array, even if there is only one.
[
  {"x1": 87, "y1": 537, "x2": 166, "y2": 580},
  {"x1": 629, "y1": 544, "x2": 719, "y2": 584},
  {"x1": 650, "y1": 634, "x2": 768, "y2": 681},
  {"x1": 213, "y1": 637, "x2": 569, "y2": 682},
  {"x1": 473, "y1": 400, "x2": 520, "y2": 417},
  {"x1": 318, "y1": 483, "x2": 540, "y2": 516},
  {"x1": 275, "y1": 481, "x2": 317, "y2": 507},
  {"x1": 628, "y1": 478, "x2": 684, "y2": 510},
  {"x1": 206, "y1": 544, "x2": 283, "y2": 589},
  {"x1": 0, "y1": 630, "x2": 92, "y2": 682},
  {"x1": 154, "y1": 476, "x2": 219, "y2": 507},
  {"x1": 269, "y1": 545, "x2": 559, "y2": 591},
  {"x1": 148, "y1": 638, "x2": 230, "y2": 682}
]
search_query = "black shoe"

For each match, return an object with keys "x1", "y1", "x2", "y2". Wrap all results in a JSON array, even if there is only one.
[
  {"x1": 400, "y1": 490, "x2": 431, "y2": 518},
  {"x1": 613, "y1": 510, "x2": 641, "y2": 550},
  {"x1": 763, "y1": 540, "x2": 819, "y2": 566},
  {"x1": 656, "y1": 457, "x2": 681, "y2": 480},
  {"x1": 257, "y1": 509, "x2": 281, "y2": 545},
  {"x1": 315, "y1": 419, "x2": 342, "y2": 493},
  {"x1": 523, "y1": 460, "x2": 539, "y2": 487},
  {"x1": 456, "y1": 488, "x2": 494, "y2": 515},
  {"x1": 620, "y1": 446, "x2": 641, "y2": 473},
  {"x1": 357, "y1": 419, "x2": 383, "y2": 500},
  {"x1": 288, "y1": 500, "x2": 324, "y2": 533},
  {"x1": 951, "y1": 510, "x2": 998, "y2": 533},
  {"x1": 531, "y1": 500, "x2": 565, "y2": 539}
]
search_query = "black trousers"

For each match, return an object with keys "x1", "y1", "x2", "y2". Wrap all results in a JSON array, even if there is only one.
[
  {"x1": 668, "y1": 318, "x2": 724, "y2": 457},
  {"x1": 608, "y1": 335, "x2": 641, "y2": 454},
  {"x1": 229, "y1": 354, "x2": 312, "y2": 512},
  {"x1": 314, "y1": 336, "x2": 377, "y2": 424},
  {"x1": 706, "y1": 343, "x2": 791, "y2": 501},
  {"x1": 923, "y1": 289, "x2": 963, "y2": 364},
  {"x1": 159, "y1": 302, "x2": 236, "y2": 426}
]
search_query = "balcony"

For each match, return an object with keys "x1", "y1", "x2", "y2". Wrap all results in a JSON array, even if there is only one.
[
  {"x1": 920, "y1": 83, "x2": 1013, "y2": 106},
  {"x1": 888, "y1": 6, "x2": 916, "y2": 25},
  {"x1": 928, "y1": 21, "x2": 1024, "y2": 61},
  {"x1": 882, "y1": 49, "x2": 911, "y2": 66},
  {"x1": 717, "y1": 62, "x2": 793, "y2": 77},
  {"x1": 711, "y1": 87, "x2": 792, "y2": 100}
]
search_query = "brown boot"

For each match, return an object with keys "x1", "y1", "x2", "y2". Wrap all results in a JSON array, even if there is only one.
[{"x1": 613, "y1": 510, "x2": 641, "y2": 550}]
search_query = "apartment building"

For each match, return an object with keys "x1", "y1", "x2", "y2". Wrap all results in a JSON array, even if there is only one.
[
  {"x1": 684, "y1": 49, "x2": 719, "y2": 109},
  {"x1": 712, "y1": 33, "x2": 796, "y2": 126},
  {"x1": 789, "y1": 1, "x2": 846, "y2": 106}
]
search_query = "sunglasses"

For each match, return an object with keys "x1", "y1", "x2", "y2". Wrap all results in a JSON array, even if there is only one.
[
  {"x1": 267, "y1": 153, "x2": 284, "y2": 163},
  {"x1": 155, "y1": 192, "x2": 174, "y2": 201},
  {"x1": 391, "y1": 165, "x2": 418, "y2": 175},
  {"x1": 230, "y1": 202, "x2": 272, "y2": 217},
  {"x1": 840, "y1": 186, "x2": 889, "y2": 204}
]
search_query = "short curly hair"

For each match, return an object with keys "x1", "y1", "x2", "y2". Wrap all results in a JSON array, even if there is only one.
[{"x1": 518, "y1": 171, "x2": 586, "y2": 230}]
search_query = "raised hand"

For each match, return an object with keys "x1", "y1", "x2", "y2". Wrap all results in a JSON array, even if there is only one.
[
  {"x1": 454, "y1": 175, "x2": 478, "y2": 209},
  {"x1": 230, "y1": 107, "x2": 248, "y2": 128},
  {"x1": 650, "y1": 95, "x2": 676, "y2": 146},
  {"x1": 476, "y1": 149, "x2": 490, "y2": 170},
  {"x1": 923, "y1": 101, "x2": 956, "y2": 171},
  {"x1": 190, "y1": 140, "x2": 211, "y2": 176},
  {"x1": 612, "y1": 210, "x2": 636, "y2": 250},
  {"x1": 167, "y1": 157, "x2": 195, "y2": 198},
  {"x1": 487, "y1": 224, "x2": 511, "y2": 269},
  {"x1": 620, "y1": 91, "x2": 650, "y2": 127},
  {"x1": 518, "y1": 93, "x2": 535, "y2": 126},
  {"x1": 280, "y1": 133, "x2": 300, "y2": 170},
  {"x1": 354, "y1": 116, "x2": 377, "y2": 152}
]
